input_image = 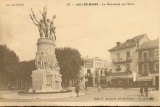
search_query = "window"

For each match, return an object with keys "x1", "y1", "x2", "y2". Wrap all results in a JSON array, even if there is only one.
[
  {"x1": 126, "y1": 52, "x2": 130, "y2": 60},
  {"x1": 142, "y1": 63, "x2": 148, "y2": 74},
  {"x1": 142, "y1": 51, "x2": 149, "y2": 61},
  {"x1": 101, "y1": 70, "x2": 103, "y2": 75},
  {"x1": 154, "y1": 62, "x2": 159, "y2": 70},
  {"x1": 127, "y1": 52, "x2": 130, "y2": 57},
  {"x1": 126, "y1": 64, "x2": 130, "y2": 71},
  {"x1": 117, "y1": 53, "x2": 120, "y2": 61},
  {"x1": 87, "y1": 69, "x2": 91, "y2": 74},
  {"x1": 155, "y1": 49, "x2": 159, "y2": 57}
]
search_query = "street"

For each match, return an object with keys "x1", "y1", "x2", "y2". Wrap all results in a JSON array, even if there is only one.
[{"x1": 0, "y1": 87, "x2": 158, "y2": 102}]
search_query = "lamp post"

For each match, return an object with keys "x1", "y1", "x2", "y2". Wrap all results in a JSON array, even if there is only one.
[
  {"x1": 99, "y1": 68, "x2": 101, "y2": 86},
  {"x1": 85, "y1": 73, "x2": 89, "y2": 91}
]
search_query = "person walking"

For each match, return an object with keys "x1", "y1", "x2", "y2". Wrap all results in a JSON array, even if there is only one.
[
  {"x1": 140, "y1": 85, "x2": 144, "y2": 96},
  {"x1": 98, "y1": 85, "x2": 101, "y2": 92},
  {"x1": 75, "y1": 85, "x2": 80, "y2": 97},
  {"x1": 144, "y1": 83, "x2": 148, "y2": 97},
  {"x1": 108, "y1": 81, "x2": 111, "y2": 89}
]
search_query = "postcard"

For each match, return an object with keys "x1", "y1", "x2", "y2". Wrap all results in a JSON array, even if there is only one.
[{"x1": 0, "y1": 0, "x2": 159, "y2": 106}]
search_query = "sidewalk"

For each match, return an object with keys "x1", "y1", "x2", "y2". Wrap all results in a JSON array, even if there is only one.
[{"x1": 2, "y1": 91, "x2": 85, "y2": 100}]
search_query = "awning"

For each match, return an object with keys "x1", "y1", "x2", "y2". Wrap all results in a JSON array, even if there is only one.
[
  {"x1": 150, "y1": 73, "x2": 159, "y2": 77},
  {"x1": 137, "y1": 76, "x2": 152, "y2": 81},
  {"x1": 109, "y1": 71, "x2": 132, "y2": 76},
  {"x1": 107, "y1": 74, "x2": 132, "y2": 79},
  {"x1": 107, "y1": 71, "x2": 133, "y2": 79},
  {"x1": 109, "y1": 76, "x2": 132, "y2": 79}
]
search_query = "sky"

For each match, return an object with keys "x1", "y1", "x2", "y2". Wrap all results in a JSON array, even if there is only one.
[{"x1": 0, "y1": 0, "x2": 160, "y2": 61}]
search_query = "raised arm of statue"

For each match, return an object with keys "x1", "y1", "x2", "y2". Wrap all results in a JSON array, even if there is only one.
[
  {"x1": 43, "y1": 5, "x2": 47, "y2": 17},
  {"x1": 30, "y1": 14, "x2": 39, "y2": 26},
  {"x1": 31, "y1": 9, "x2": 40, "y2": 24},
  {"x1": 45, "y1": 5, "x2": 47, "y2": 14},
  {"x1": 51, "y1": 15, "x2": 56, "y2": 23},
  {"x1": 39, "y1": 10, "x2": 43, "y2": 17},
  {"x1": 33, "y1": 20, "x2": 39, "y2": 26},
  {"x1": 39, "y1": 6, "x2": 47, "y2": 24},
  {"x1": 39, "y1": 10, "x2": 46, "y2": 24},
  {"x1": 34, "y1": 16, "x2": 40, "y2": 24}
]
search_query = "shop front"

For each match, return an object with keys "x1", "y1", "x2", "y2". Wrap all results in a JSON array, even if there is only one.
[
  {"x1": 150, "y1": 73, "x2": 159, "y2": 90},
  {"x1": 137, "y1": 76, "x2": 153, "y2": 87},
  {"x1": 100, "y1": 76, "x2": 106, "y2": 85},
  {"x1": 107, "y1": 72, "x2": 133, "y2": 88}
]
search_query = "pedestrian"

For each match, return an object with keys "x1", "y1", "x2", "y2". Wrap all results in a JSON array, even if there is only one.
[
  {"x1": 8, "y1": 84, "x2": 11, "y2": 90},
  {"x1": 140, "y1": 85, "x2": 143, "y2": 96},
  {"x1": 98, "y1": 85, "x2": 101, "y2": 92},
  {"x1": 108, "y1": 81, "x2": 112, "y2": 89},
  {"x1": 85, "y1": 82, "x2": 88, "y2": 91},
  {"x1": 144, "y1": 83, "x2": 148, "y2": 97},
  {"x1": 75, "y1": 85, "x2": 80, "y2": 97}
]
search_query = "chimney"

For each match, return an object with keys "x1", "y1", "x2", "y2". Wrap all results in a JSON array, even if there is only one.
[
  {"x1": 126, "y1": 39, "x2": 130, "y2": 45},
  {"x1": 116, "y1": 42, "x2": 121, "y2": 47}
]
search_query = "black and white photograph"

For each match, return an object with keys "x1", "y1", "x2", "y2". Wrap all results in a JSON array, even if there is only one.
[{"x1": 0, "y1": 0, "x2": 159, "y2": 106}]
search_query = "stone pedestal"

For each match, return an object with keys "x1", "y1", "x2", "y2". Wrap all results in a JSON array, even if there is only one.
[
  {"x1": 32, "y1": 69, "x2": 62, "y2": 92},
  {"x1": 31, "y1": 38, "x2": 63, "y2": 92},
  {"x1": 32, "y1": 70, "x2": 43, "y2": 91}
]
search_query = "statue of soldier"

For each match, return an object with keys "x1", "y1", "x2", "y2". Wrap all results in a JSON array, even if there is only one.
[
  {"x1": 40, "y1": 6, "x2": 53, "y2": 38},
  {"x1": 50, "y1": 15, "x2": 56, "y2": 40},
  {"x1": 45, "y1": 19, "x2": 51, "y2": 38},
  {"x1": 39, "y1": 6, "x2": 47, "y2": 23},
  {"x1": 30, "y1": 9, "x2": 46, "y2": 38},
  {"x1": 39, "y1": 6, "x2": 49, "y2": 38}
]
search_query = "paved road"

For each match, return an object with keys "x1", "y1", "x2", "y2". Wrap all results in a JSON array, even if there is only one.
[{"x1": 0, "y1": 87, "x2": 158, "y2": 102}]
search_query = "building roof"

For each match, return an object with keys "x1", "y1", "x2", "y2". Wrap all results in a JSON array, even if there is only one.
[
  {"x1": 108, "y1": 34, "x2": 146, "y2": 51},
  {"x1": 137, "y1": 39, "x2": 159, "y2": 50}
]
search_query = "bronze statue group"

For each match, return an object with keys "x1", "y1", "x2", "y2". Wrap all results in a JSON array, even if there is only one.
[
  {"x1": 30, "y1": 6, "x2": 56, "y2": 41},
  {"x1": 30, "y1": 6, "x2": 60, "y2": 72}
]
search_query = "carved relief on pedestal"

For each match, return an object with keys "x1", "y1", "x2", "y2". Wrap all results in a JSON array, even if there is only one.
[{"x1": 35, "y1": 51, "x2": 59, "y2": 71}]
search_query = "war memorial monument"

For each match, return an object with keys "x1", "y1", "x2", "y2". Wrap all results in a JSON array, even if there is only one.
[{"x1": 30, "y1": 6, "x2": 62, "y2": 93}]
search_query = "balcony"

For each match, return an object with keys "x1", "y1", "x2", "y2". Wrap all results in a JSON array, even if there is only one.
[
  {"x1": 139, "y1": 56, "x2": 159, "y2": 62},
  {"x1": 152, "y1": 70, "x2": 159, "y2": 73},
  {"x1": 112, "y1": 57, "x2": 132, "y2": 64},
  {"x1": 139, "y1": 70, "x2": 150, "y2": 76}
]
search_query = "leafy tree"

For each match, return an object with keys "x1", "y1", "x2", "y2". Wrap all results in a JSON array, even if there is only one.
[
  {"x1": 17, "y1": 60, "x2": 36, "y2": 88},
  {"x1": 55, "y1": 47, "x2": 83, "y2": 86},
  {"x1": 0, "y1": 44, "x2": 19, "y2": 88}
]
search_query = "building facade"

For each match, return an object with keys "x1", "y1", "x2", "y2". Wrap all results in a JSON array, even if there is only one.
[
  {"x1": 137, "y1": 39, "x2": 159, "y2": 90},
  {"x1": 82, "y1": 57, "x2": 109, "y2": 87},
  {"x1": 108, "y1": 34, "x2": 149, "y2": 88}
]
